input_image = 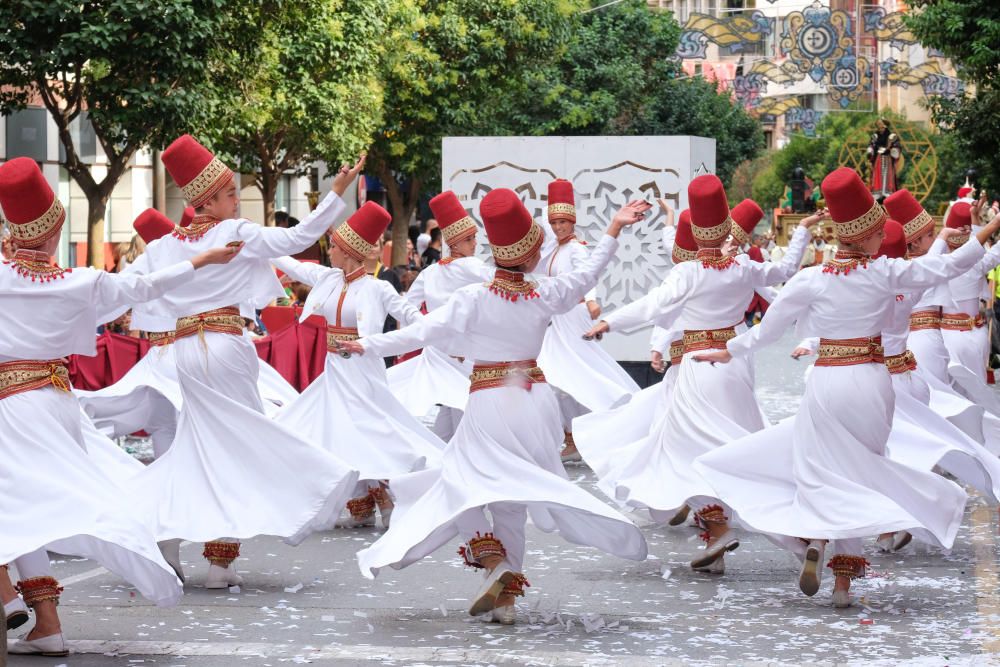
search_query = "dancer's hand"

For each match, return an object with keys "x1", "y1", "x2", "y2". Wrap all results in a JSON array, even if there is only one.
[
  {"x1": 586, "y1": 300, "x2": 601, "y2": 320},
  {"x1": 939, "y1": 227, "x2": 968, "y2": 243},
  {"x1": 338, "y1": 340, "x2": 365, "y2": 356},
  {"x1": 191, "y1": 243, "x2": 243, "y2": 269},
  {"x1": 790, "y1": 346, "x2": 814, "y2": 360},
  {"x1": 656, "y1": 198, "x2": 675, "y2": 226},
  {"x1": 608, "y1": 200, "x2": 653, "y2": 237},
  {"x1": 799, "y1": 208, "x2": 829, "y2": 229},
  {"x1": 583, "y1": 320, "x2": 610, "y2": 341},
  {"x1": 692, "y1": 349, "x2": 732, "y2": 364},
  {"x1": 650, "y1": 350, "x2": 665, "y2": 373},
  {"x1": 720, "y1": 237, "x2": 738, "y2": 257},
  {"x1": 331, "y1": 154, "x2": 367, "y2": 197}
]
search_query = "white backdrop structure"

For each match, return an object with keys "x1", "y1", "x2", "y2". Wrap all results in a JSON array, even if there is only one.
[{"x1": 441, "y1": 136, "x2": 717, "y2": 362}]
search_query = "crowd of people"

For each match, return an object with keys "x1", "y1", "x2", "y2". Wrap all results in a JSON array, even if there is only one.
[{"x1": 4, "y1": 131, "x2": 1000, "y2": 658}]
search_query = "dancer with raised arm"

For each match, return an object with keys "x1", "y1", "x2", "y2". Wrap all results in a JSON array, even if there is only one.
[
  {"x1": 0, "y1": 158, "x2": 238, "y2": 656},
  {"x1": 344, "y1": 190, "x2": 651, "y2": 625},
  {"x1": 694, "y1": 167, "x2": 992, "y2": 607},
  {"x1": 122, "y1": 135, "x2": 362, "y2": 589}
]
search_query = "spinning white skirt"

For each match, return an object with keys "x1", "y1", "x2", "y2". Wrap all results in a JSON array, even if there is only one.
[
  {"x1": 0, "y1": 387, "x2": 182, "y2": 606},
  {"x1": 943, "y1": 326, "x2": 989, "y2": 384},
  {"x1": 538, "y1": 303, "x2": 638, "y2": 412},
  {"x1": 385, "y1": 346, "x2": 471, "y2": 417},
  {"x1": 126, "y1": 332, "x2": 360, "y2": 545},
  {"x1": 588, "y1": 352, "x2": 765, "y2": 517},
  {"x1": 695, "y1": 364, "x2": 967, "y2": 549},
  {"x1": 357, "y1": 382, "x2": 647, "y2": 578},
  {"x1": 276, "y1": 351, "x2": 444, "y2": 483},
  {"x1": 573, "y1": 367, "x2": 674, "y2": 517}
]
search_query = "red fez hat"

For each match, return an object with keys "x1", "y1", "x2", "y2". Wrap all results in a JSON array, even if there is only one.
[
  {"x1": 945, "y1": 201, "x2": 972, "y2": 248},
  {"x1": 180, "y1": 206, "x2": 195, "y2": 228},
  {"x1": 547, "y1": 179, "x2": 576, "y2": 224},
  {"x1": 884, "y1": 189, "x2": 933, "y2": 243},
  {"x1": 730, "y1": 199, "x2": 763, "y2": 246},
  {"x1": 820, "y1": 167, "x2": 886, "y2": 244},
  {"x1": 331, "y1": 201, "x2": 391, "y2": 261},
  {"x1": 161, "y1": 135, "x2": 234, "y2": 208},
  {"x1": 429, "y1": 191, "x2": 477, "y2": 247},
  {"x1": 672, "y1": 210, "x2": 697, "y2": 264},
  {"x1": 958, "y1": 186, "x2": 973, "y2": 199},
  {"x1": 688, "y1": 175, "x2": 732, "y2": 246},
  {"x1": 0, "y1": 157, "x2": 65, "y2": 249},
  {"x1": 133, "y1": 208, "x2": 177, "y2": 244},
  {"x1": 875, "y1": 219, "x2": 906, "y2": 259},
  {"x1": 479, "y1": 188, "x2": 543, "y2": 268}
]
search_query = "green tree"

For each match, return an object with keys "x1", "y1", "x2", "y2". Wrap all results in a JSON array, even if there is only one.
[
  {"x1": 208, "y1": 0, "x2": 387, "y2": 226},
  {"x1": 0, "y1": 0, "x2": 225, "y2": 267},
  {"x1": 906, "y1": 0, "x2": 1000, "y2": 191},
  {"x1": 518, "y1": 0, "x2": 764, "y2": 186},
  {"x1": 369, "y1": 0, "x2": 576, "y2": 265}
]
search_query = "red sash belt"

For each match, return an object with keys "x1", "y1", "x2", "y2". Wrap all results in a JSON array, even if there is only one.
[
  {"x1": 469, "y1": 360, "x2": 546, "y2": 393},
  {"x1": 814, "y1": 336, "x2": 884, "y2": 367},
  {"x1": 0, "y1": 359, "x2": 71, "y2": 401}
]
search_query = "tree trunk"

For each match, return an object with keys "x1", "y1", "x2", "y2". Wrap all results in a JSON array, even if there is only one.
[
  {"x1": 379, "y1": 166, "x2": 421, "y2": 267},
  {"x1": 259, "y1": 166, "x2": 278, "y2": 227},
  {"x1": 86, "y1": 194, "x2": 110, "y2": 269}
]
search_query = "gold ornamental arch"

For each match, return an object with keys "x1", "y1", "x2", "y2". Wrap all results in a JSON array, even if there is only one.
[{"x1": 837, "y1": 119, "x2": 937, "y2": 204}]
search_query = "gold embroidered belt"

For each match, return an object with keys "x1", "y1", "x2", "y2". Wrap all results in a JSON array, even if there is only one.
[
  {"x1": 669, "y1": 339, "x2": 684, "y2": 366},
  {"x1": 175, "y1": 306, "x2": 243, "y2": 341},
  {"x1": 682, "y1": 324, "x2": 738, "y2": 353},
  {"x1": 0, "y1": 359, "x2": 71, "y2": 401},
  {"x1": 326, "y1": 326, "x2": 360, "y2": 353},
  {"x1": 941, "y1": 312, "x2": 985, "y2": 331},
  {"x1": 909, "y1": 309, "x2": 942, "y2": 332},
  {"x1": 469, "y1": 360, "x2": 546, "y2": 394},
  {"x1": 814, "y1": 336, "x2": 884, "y2": 367},
  {"x1": 147, "y1": 331, "x2": 176, "y2": 347},
  {"x1": 884, "y1": 350, "x2": 918, "y2": 375}
]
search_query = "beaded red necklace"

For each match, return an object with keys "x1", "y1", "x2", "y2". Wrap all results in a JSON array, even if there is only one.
[{"x1": 5, "y1": 249, "x2": 71, "y2": 282}]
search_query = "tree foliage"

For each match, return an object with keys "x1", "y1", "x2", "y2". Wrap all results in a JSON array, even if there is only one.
[
  {"x1": 207, "y1": 0, "x2": 387, "y2": 225},
  {"x1": 0, "y1": 0, "x2": 226, "y2": 266},
  {"x1": 906, "y1": 0, "x2": 1000, "y2": 192}
]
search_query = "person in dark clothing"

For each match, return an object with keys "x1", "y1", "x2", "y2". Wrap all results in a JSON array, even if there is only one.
[
  {"x1": 363, "y1": 236, "x2": 402, "y2": 366},
  {"x1": 421, "y1": 227, "x2": 442, "y2": 266}
]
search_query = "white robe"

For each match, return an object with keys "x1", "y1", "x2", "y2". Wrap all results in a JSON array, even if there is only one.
[
  {"x1": 0, "y1": 259, "x2": 194, "y2": 606},
  {"x1": 356, "y1": 235, "x2": 647, "y2": 578},
  {"x1": 696, "y1": 239, "x2": 986, "y2": 551},
  {"x1": 272, "y1": 258, "x2": 445, "y2": 485}
]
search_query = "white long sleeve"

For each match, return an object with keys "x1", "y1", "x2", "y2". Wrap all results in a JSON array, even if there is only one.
[{"x1": 238, "y1": 193, "x2": 345, "y2": 259}]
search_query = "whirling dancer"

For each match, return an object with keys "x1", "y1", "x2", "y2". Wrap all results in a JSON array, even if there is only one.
[
  {"x1": 122, "y1": 135, "x2": 362, "y2": 589},
  {"x1": 580, "y1": 176, "x2": 816, "y2": 574},
  {"x1": 346, "y1": 190, "x2": 650, "y2": 625},
  {"x1": 386, "y1": 191, "x2": 492, "y2": 441},
  {"x1": 77, "y1": 209, "x2": 297, "y2": 462},
  {"x1": 0, "y1": 158, "x2": 238, "y2": 656},
  {"x1": 536, "y1": 179, "x2": 640, "y2": 462},
  {"x1": 694, "y1": 167, "x2": 990, "y2": 608},
  {"x1": 272, "y1": 202, "x2": 444, "y2": 529}
]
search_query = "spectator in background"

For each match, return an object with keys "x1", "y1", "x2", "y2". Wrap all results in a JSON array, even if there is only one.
[
  {"x1": 405, "y1": 237, "x2": 422, "y2": 272},
  {"x1": 274, "y1": 211, "x2": 299, "y2": 229},
  {"x1": 116, "y1": 234, "x2": 146, "y2": 273},
  {"x1": 363, "y1": 237, "x2": 403, "y2": 367},
  {"x1": 416, "y1": 218, "x2": 437, "y2": 256},
  {"x1": 422, "y1": 227, "x2": 442, "y2": 266}
]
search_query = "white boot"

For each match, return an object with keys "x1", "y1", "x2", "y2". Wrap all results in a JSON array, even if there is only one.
[
  {"x1": 4, "y1": 596, "x2": 29, "y2": 630},
  {"x1": 204, "y1": 564, "x2": 243, "y2": 589},
  {"x1": 832, "y1": 588, "x2": 852, "y2": 608},
  {"x1": 798, "y1": 540, "x2": 825, "y2": 597},
  {"x1": 468, "y1": 561, "x2": 515, "y2": 616},
  {"x1": 491, "y1": 603, "x2": 516, "y2": 625},
  {"x1": 8, "y1": 632, "x2": 69, "y2": 657},
  {"x1": 690, "y1": 530, "x2": 739, "y2": 569}
]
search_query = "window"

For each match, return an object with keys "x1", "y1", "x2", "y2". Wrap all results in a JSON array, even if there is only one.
[{"x1": 5, "y1": 108, "x2": 47, "y2": 161}]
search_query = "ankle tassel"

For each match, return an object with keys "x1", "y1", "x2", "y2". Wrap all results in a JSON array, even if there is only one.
[
  {"x1": 469, "y1": 532, "x2": 506, "y2": 562},
  {"x1": 367, "y1": 485, "x2": 391, "y2": 508},
  {"x1": 346, "y1": 494, "x2": 376, "y2": 520},
  {"x1": 827, "y1": 554, "x2": 870, "y2": 580},
  {"x1": 15, "y1": 576, "x2": 63, "y2": 607},
  {"x1": 695, "y1": 504, "x2": 727, "y2": 543},
  {"x1": 203, "y1": 541, "x2": 241, "y2": 567},
  {"x1": 501, "y1": 573, "x2": 530, "y2": 597}
]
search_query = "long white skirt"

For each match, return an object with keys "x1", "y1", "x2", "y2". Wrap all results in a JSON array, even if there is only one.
[
  {"x1": 909, "y1": 328, "x2": 952, "y2": 385},
  {"x1": 695, "y1": 364, "x2": 967, "y2": 549},
  {"x1": 77, "y1": 344, "x2": 297, "y2": 441},
  {"x1": 126, "y1": 332, "x2": 359, "y2": 545},
  {"x1": 538, "y1": 303, "x2": 638, "y2": 412},
  {"x1": 385, "y1": 346, "x2": 471, "y2": 417},
  {"x1": 356, "y1": 382, "x2": 648, "y2": 578},
  {"x1": 0, "y1": 387, "x2": 182, "y2": 606},
  {"x1": 943, "y1": 326, "x2": 989, "y2": 384},
  {"x1": 276, "y1": 351, "x2": 444, "y2": 483},
  {"x1": 573, "y1": 367, "x2": 675, "y2": 518},
  {"x1": 79, "y1": 407, "x2": 145, "y2": 483},
  {"x1": 887, "y1": 372, "x2": 1000, "y2": 502},
  {"x1": 590, "y1": 351, "x2": 766, "y2": 517}
]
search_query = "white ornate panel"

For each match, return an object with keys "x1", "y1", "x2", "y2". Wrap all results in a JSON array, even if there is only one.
[{"x1": 442, "y1": 136, "x2": 716, "y2": 361}]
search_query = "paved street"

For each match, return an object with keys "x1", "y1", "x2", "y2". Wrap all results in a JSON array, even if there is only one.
[{"x1": 9, "y1": 332, "x2": 1000, "y2": 666}]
